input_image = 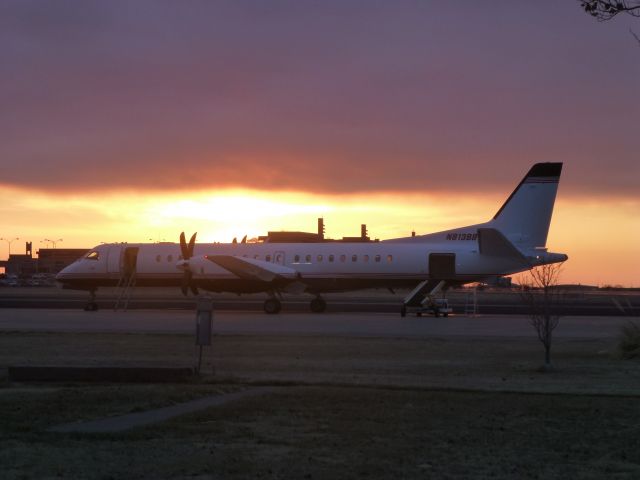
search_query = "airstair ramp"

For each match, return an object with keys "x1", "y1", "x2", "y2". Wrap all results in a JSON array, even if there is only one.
[
  {"x1": 114, "y1": 247, "x2": 139, "y2": 311},
  {"x1": 404, "y1": 279, "x2": 445, "y2": 307}
]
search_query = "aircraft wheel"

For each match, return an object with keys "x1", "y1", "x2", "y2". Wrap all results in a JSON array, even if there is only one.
[
  {"x1": 264, "y1": 298, "x2": 281, "y2": 314},
  {"x1": 310, "y1": 297, "x2": 326, "y2": 313},
  {"x1": 443, "y1": 312, "x2": 449, "y2": 317},
  {"x1": 416, "y1": 311, "x2": 422, "y2": 317},
  {"x1": 400, "y1": 305, "x2": 407, "y2": 318},
  {"x1": 84, "y1": 302, "x2": 99, "y2": 312}
]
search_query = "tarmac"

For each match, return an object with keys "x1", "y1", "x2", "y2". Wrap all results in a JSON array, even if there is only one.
[
  {"x1": 0, "y1": 307, "x2": 633, "y2": 338},
  {"x1": 1, "y1": 286, "x2": 639, "y2": 316}
]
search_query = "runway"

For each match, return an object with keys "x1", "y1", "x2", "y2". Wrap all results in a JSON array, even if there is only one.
[
  {"x1": 0, "y1": 308, "x2": 631, "y2": 338},
  {"x1": 1, "y1": 287, "x2": 639, "y2": 316}
]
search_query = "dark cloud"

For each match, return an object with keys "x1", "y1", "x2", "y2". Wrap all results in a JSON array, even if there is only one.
[{"x1": 1, "y1": 1, "x2": 638, "y2": 196}]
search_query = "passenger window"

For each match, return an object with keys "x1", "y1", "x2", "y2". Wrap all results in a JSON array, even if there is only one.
[
  {"x1": 329, "y1": 255, "x2": 334, "y2": 262},
  {"x1": 155, "y1": 254, "x2": 161, "y2": 263},
  {"x1": 167, "y1": 254, "x2": 173, "y2": 262},
  {"x1": 387, "y1": 255, "x2": 393, "y2": 262},
  {"x1": 317, "y1": 254, "x2": 323, "y2": 262},
  {"x1": 305, "y1": 254, "x2": 311, "y2": 263},
  {"x1": 266, "y1": 255, "x2": 272, "y2": 262},
  {"x1": 375, "y1": 254, "x2": 381, "y2": 262},
  {"x1": 363, "y1": 255, "x2": 369, "y2": 262},
  {"x1": 340, "y1": 254, "x2": 346, "y2": 262},
  {"x1": 294, "y1": 255, "x2": 300, "y2": 263},
  {"x1": 86, "y1": 251, "x2": 99, "y2": 260},
  {"x1": 352, "y1": 255, "x2": 357, "y2": 262}
]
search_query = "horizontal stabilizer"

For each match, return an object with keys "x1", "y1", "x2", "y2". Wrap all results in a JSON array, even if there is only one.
[
  {"x1": 477, "y1": 228, "x2": 528, "y2": 265},
  {"x1": 206, "y1": 255, "x2": 299, "y2": 282}
]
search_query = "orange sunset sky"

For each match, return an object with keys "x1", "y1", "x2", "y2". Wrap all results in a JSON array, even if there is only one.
[{"x1": 1, "y1": 1, "x2": 639, "y2": 286}]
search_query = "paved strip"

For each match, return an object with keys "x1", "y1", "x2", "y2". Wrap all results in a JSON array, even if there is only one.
[
  {"x1": 0, "y1": 308, "x2": 632, "y2": 338},
  {"x1": 48, "y1": 386, "x2": 274, "y2": 433}
]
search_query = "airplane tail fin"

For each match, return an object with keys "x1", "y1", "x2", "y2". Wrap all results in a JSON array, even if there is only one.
[{"x1": 490, "y1": 162, "x2": 562, "y2": 249}]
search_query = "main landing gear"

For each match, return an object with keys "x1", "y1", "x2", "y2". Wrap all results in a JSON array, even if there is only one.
[
  {"x1": 310, "y1": 296, "x2": 326, "y2": 313},
  {"x1": 263, "y1": 297, "x2": 282, "y2": 314},
  {"x1": 84, "y1": 290, "x2": 99, "y2": 311}
]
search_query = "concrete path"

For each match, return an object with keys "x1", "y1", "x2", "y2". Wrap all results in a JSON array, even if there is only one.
[{"x1": 48, "y1": 386, "x2": 274, "y2": 433}]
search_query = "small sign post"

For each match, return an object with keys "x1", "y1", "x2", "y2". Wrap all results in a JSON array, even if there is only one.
[{"x1": 195, "y1": 297, "x2": 213, "y2": 374}]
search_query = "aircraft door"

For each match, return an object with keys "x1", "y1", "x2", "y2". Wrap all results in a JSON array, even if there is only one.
[
  {"x1": 429, "y1": 253, "x2": 456, "y2": 279},
  {"x1": 107, "y1": 245, "x2": 122, "y2": 273},
  {"x1": 122, "y1": 247, "x2": 139, "y2": 275}
]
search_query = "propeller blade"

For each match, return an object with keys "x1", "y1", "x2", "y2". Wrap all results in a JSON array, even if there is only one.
[
  {"x1": 232, "y1": 237, "x2": 237, "y2": 244},
  {"x1": 179, "y1": 232, "x2": 190, "y2": 260},
  {"x1": 188, "y1": 232, "x2": 197, "y2": 258},
  {"x1": 178, "y1": 232, "x2": 198, "y2": 296},
  {"x1": 241, "y1": 235, "x2": 247, "y2": 244}
]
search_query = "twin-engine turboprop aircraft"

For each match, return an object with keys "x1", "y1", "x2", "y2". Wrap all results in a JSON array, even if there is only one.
[{"x1": 56, "y1": 163, "x2": 568, "y2": 313}]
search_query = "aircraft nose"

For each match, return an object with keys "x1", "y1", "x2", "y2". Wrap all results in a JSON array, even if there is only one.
[
  {"x1": 55, "y1": 263, "x2": 74, "y2": 286},
  {"x1": 55, "y1": 265, "x2": 70, "y2": 280}
]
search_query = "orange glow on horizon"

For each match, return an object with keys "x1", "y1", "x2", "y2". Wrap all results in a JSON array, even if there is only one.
[{"x1": 0, "y1": 185, "x2": 637, "y2": 287}]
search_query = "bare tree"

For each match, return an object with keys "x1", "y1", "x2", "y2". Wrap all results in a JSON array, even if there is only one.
[
  {"x1": 580, "y1": 0, "x2": 640, "y2": 20},
  {"x1": 519, "y1": 262, "x2": 565, "y2": 371}
]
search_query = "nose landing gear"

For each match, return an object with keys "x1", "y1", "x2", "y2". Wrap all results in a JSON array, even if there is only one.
[{"x1": 84, "y1": 290, "x2": 99, "y2": 311}]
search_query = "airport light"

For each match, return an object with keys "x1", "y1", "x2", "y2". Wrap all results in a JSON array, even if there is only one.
[
  {"x1": 42, "y1": 238, "x2": 63, "y2": 248},
  {"x1": 0, "y1": 237, "x2": 20, "y2": 256}
]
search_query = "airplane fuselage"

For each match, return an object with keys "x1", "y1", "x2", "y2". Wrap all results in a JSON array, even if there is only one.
[
  {"x1": 56, "y1": 239, "x2": 552, "y2": 293},
  {"x1": 55, "y1": 162, "x2": 568, "y2": 313}
]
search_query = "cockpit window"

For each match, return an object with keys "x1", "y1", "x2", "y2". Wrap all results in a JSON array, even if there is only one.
[{"x1": 85, "y1": 251, "x2": 99, "y2": 260}]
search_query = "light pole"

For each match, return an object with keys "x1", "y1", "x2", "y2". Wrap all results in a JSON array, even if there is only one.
[
  {"x1": 42, "y1": 238, "x2": 63, "y2": 249},
  {"x1": 0, "y1": 237, "x2": 20, "y2": 256}
]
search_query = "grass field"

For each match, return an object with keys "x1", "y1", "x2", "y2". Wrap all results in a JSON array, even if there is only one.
[{"x1": 1, "y1": 330, "x2": 640, "y2": 479}]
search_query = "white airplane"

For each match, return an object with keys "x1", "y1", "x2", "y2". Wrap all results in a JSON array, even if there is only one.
[{"x1": 56, "y1": 162, "x2": 567, "y2": 314}]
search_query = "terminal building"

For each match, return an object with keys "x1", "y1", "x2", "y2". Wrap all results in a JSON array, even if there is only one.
[{"x1": 0, "y1": 242, "x2": 88, "y2": 277}]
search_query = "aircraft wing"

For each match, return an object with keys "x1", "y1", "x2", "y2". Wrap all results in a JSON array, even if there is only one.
[{"x1": 205, "y1": 255, "x2": 300, "y2": 282}]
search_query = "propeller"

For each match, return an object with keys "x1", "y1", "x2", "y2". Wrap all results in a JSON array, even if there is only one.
[{"x1": 178, "y1": 232, "x2": 199, "y2": 296}]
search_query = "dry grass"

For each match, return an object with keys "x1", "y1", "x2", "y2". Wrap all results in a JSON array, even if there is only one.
[
  {"x1": 2, "y1": 386, "x2": 640, "y2": 479},
  {"x1": 2, "y1": 331, "x2": 640, "y2": 479}
]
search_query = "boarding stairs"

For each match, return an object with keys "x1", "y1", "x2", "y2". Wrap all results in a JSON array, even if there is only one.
[
  {"x1": 114, "y1": 269, "x2": 136, "y2": 311},
  {"x1": 403, "y1": 279, "x2": 446, "y2": 307}
]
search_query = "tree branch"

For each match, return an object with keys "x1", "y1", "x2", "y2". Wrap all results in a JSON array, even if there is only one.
[{"x1": 581, "y1": 0, "x2": 640, "y2": 21}]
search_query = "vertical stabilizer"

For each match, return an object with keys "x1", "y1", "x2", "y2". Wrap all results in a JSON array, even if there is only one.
[{"x1": 491, "y1": 162, "x2": 562, "y2": 249}]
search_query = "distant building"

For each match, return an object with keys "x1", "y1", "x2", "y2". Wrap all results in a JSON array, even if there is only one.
[
  {"x1": 0, "y1": 248, "x2": 88, "y2": 277},
  {"x1": 36, "y1": 249, "x2": 89, "y2": 274},
  {"x1": 0, "y1": 254, "x2": 37, "y2": 277}
]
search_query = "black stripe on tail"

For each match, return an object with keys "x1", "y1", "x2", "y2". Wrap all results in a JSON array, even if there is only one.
[{"x1": 493, "y1": 162, "x2": 563, "y2": 220}]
